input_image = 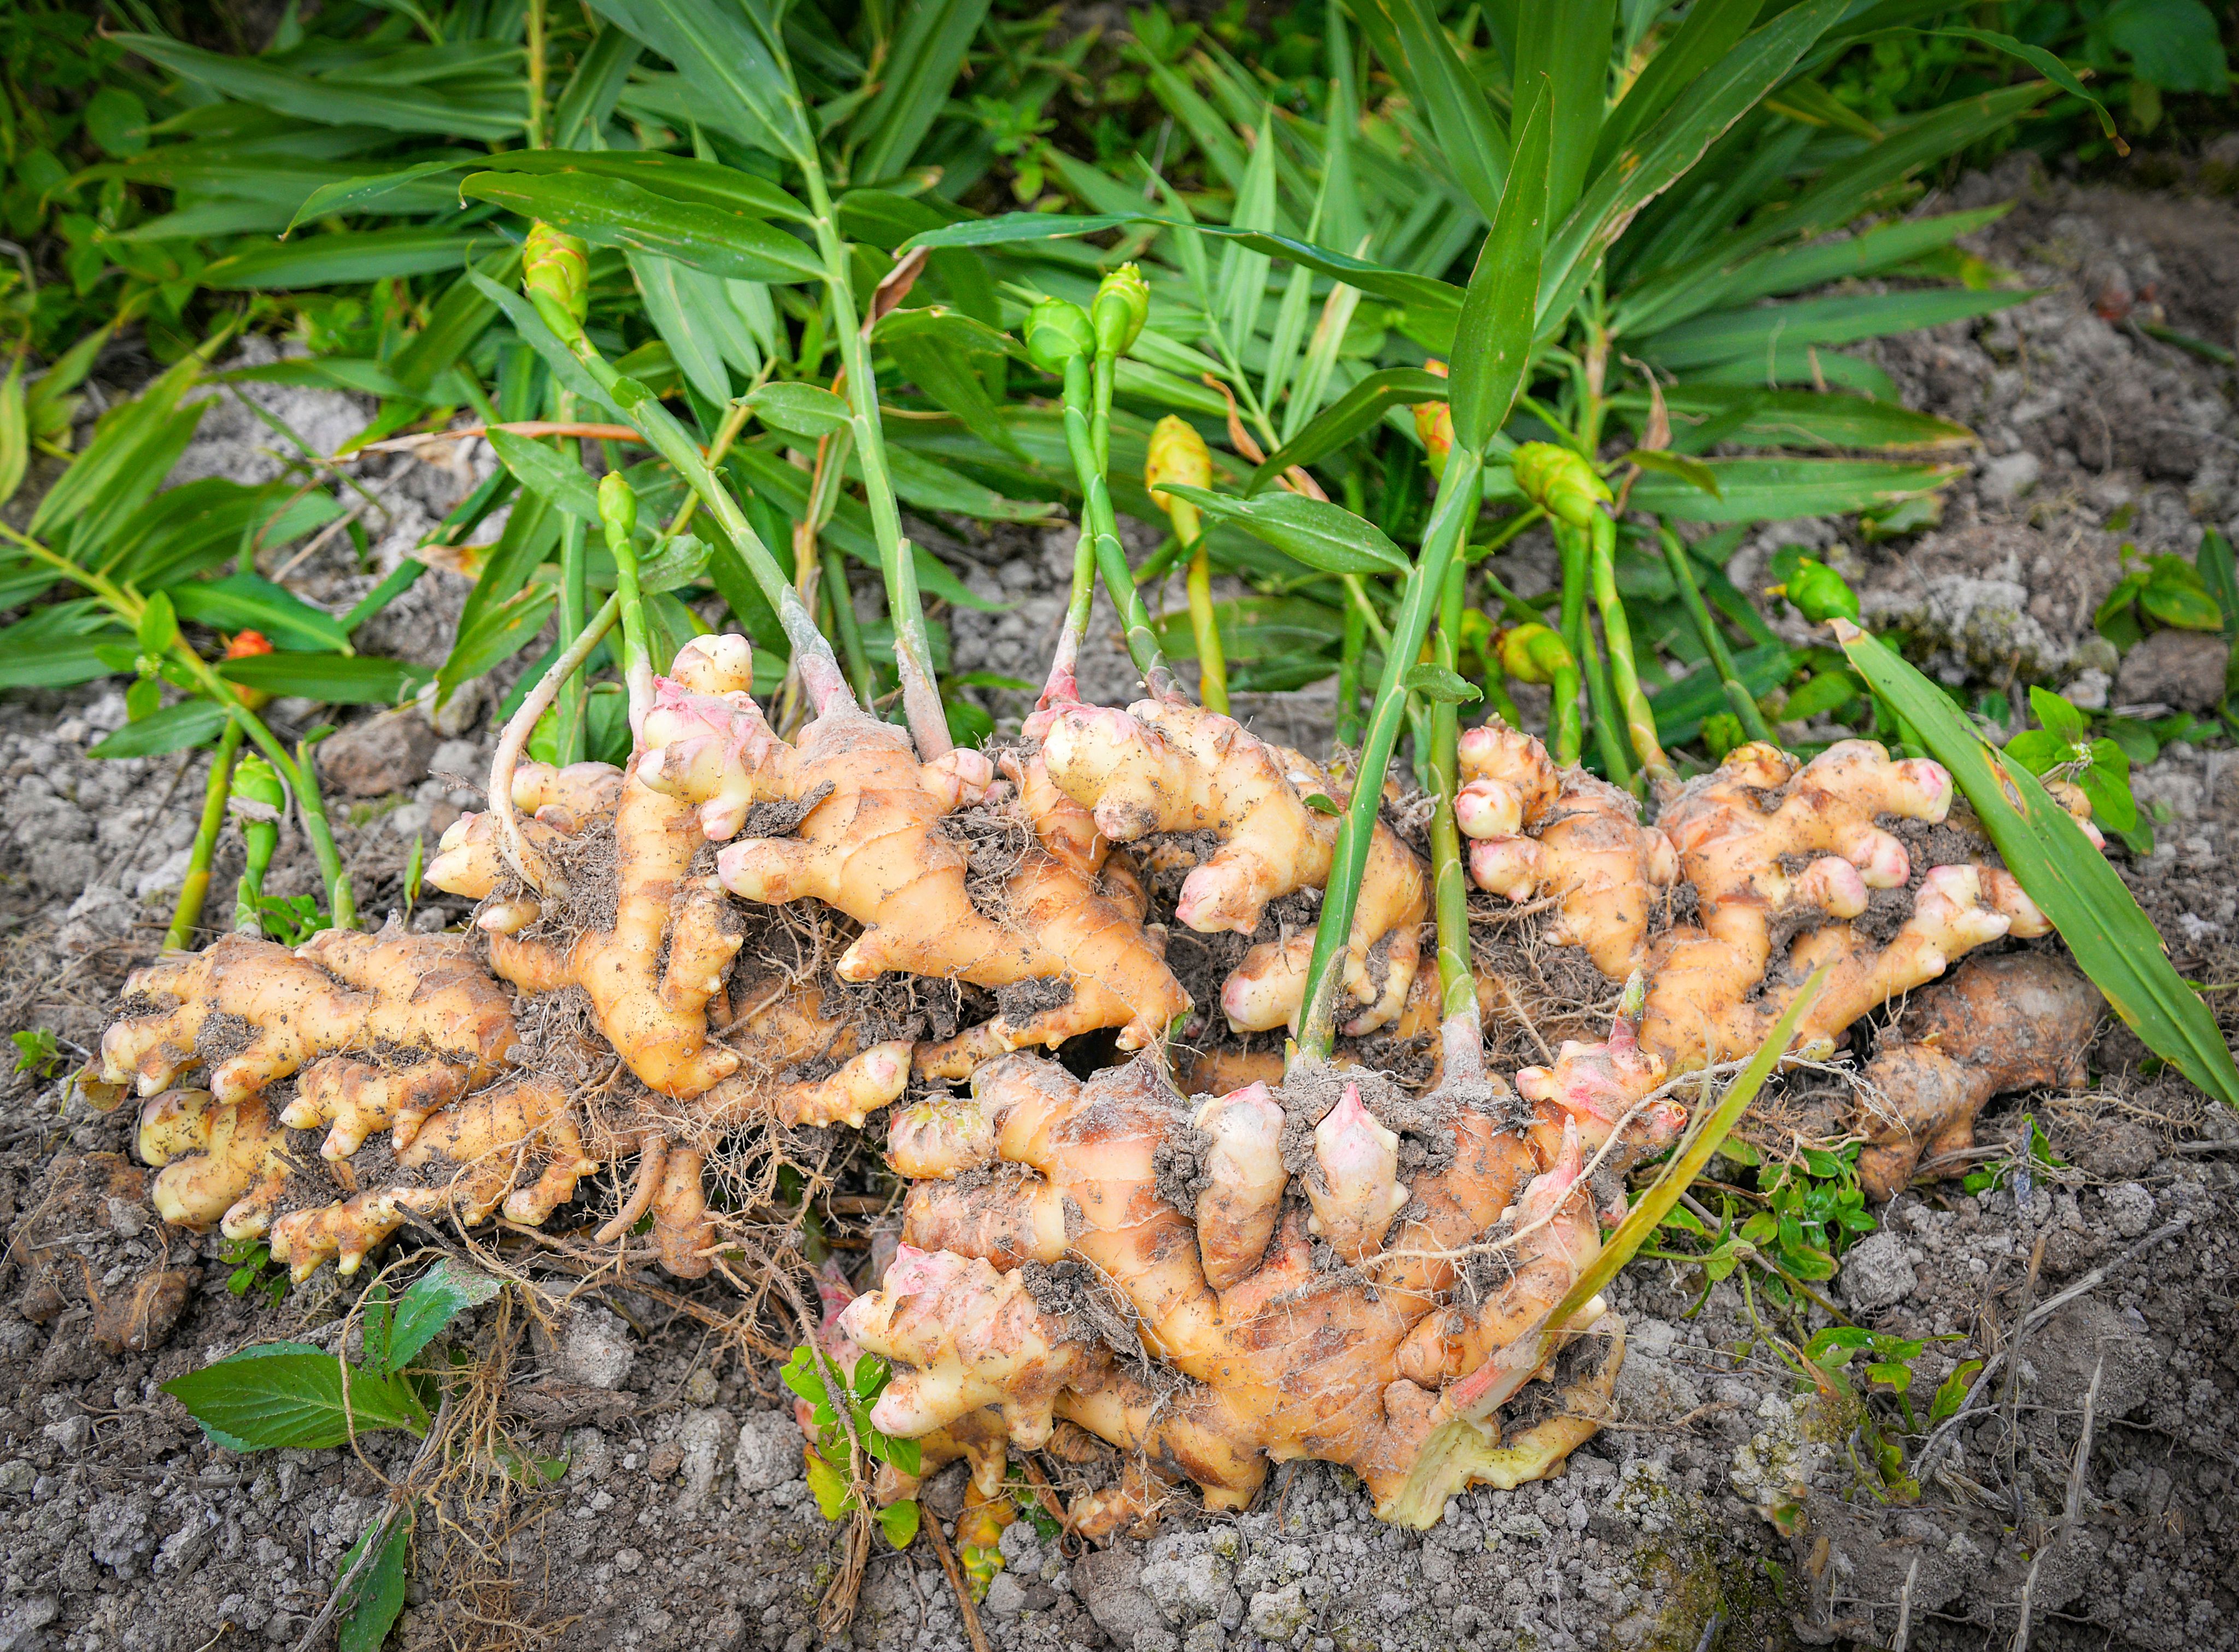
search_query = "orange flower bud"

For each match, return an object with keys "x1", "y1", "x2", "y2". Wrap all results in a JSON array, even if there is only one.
[
  {"x1": 1414, "y1": 359, "x2": 1453, "y2": 479},
  {"x1": 224, "y1": 630, "x2": 274, "y2": 708}
]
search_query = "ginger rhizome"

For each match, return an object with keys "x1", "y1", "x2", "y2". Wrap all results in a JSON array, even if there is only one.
[
  {"x1": 635, "y1": 635, "x2": 1188, "y2": 1076},
  {"x1": 101, "y1": 928, "x2": 609, "y2": 1278},
  {"x1": 1456, "y1": 731, "x2": 2072, "y2": 1105},
  {"x1": 1038, "y1": 699, "x2": 1428, "y2": 1037},
  {"x1": 1854, "y1": 952, "x2": 2101, "y2": 1199},
  {"x1": 844, "y1": 1045, "x2": 1679, "y2": 1532}
]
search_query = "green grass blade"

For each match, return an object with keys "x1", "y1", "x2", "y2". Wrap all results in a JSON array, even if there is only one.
[
  {"x1": 1449, "y1": 78, "x2": 1550, "y2": 454},
  {"x1": 851, "y1": 0, "x2": 993, "y2": 184},
  {"x1": 1243, "y1": 367, "x2": 1449, "y2": 493},
  {"x1": 1591, "y1": 0, "x2": 1757, "y2": 180},
  {"x1": 1638, "y1": 288, "x2": 2031, "y2": 372},
  {"x1": 461, "y1": 172, "x2": 822, "y2": 284},
  {"x1": 203, "y1": 227, "x2": 479, "y2": 291},
  {"x1": 1627, "y1": 456, "x2": 1960, "y2": 522},
  {"x1": 1510, "y1": 0, "x2": 1613, "y2": 222},
  {"x1": 1834, "y1": 622, "x2": 2239, "y2": 1109},
  {"x1": 551, "y1": 24, "x2": 641, "y2": 149},
  {"x1": 585, "y1": 0, "x2": 812, "y2": 166},
  {"x1": 118, "y1": 33, "x2": 523, "y2": 140},
  {"x1": 1614, "y1": 204, "x2": 2011, "y2": 338},
  {"x1": 1538, "y1": 0, "x2": 1847, "y2": 340},
  {"x1": 1358, "y1": 0, "x2": 1510, "y2": 225}
]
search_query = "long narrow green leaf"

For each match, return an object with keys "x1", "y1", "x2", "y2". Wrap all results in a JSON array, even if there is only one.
[
  {"x1": 1836, "y1": 623, "x2": 2239, "y2": 1108},
  {"x1": 1625, "y1": 83, "x2": 2051, "y2": 327},
  {"x1": 488, "y1": 428, "x2": 601, "y2": 519},
  {"x1": 1359, "y1": 0, "x2": 1509, "y2": 223},
  {"x1": 901, "y1": 215, "x2": 1462, "y2": 313},
  {"x1": 1538, "y1": 0, "x2": 1849, "y2": 339},
  {"x1": 461, "y1": 173, "x2": 819, "y2": 284},
  {"x1": 1630, "y1": 456, "x2": 1959, "y2": 522},
  {"x1": 221, "y1": 652, "x2": 433, "y2": 705},
  {"x1": 851, "y1": 0, "x2": 992, "y2": 183},
  {"x1": 1245, "y1": 368, "x2": 1449, "y2": 494},
  {"x1": 1158, "y1": 485, "x2": 1410, "y2": 576},
  {"x1": 203, "y1": 229, "x2": 478, "y2": 291},
  {"x1": 466, "y1": 271, "x2": 622, "y2": 419},
  {"x1": 290, "y1": 149, "x2": 809, "y2": 234},
  {"x1": 1511, "y1": 0, "x2": 1613, "y2": 222},
  {"x1": 1218, "y1": 116, "x2": 1280, "y2": 363},
  {"x1": 629, "y1": 253, "x2": 734, "y2": 407},
  {"x1": 1616, "y1": 206, "x2": 2011, "y2": 338},
  {"x1": 1449, "y1": 79, "x2": 1551, "y2": 454},
  {"x1": 1650, "y1": 388, "x2": 1974, "y2": 454},
  {"x1": 1640, "y1": 288, "x2": 2030, "y2": 371},
  {"x1": 1591, "y1": 0, "x2": 1758, "y2": 180},
  {"x1": 585, "y1": 0, "x2": 813, "y2": 166},
  {"x1": 118, "y1": 34, "x2": 523, "y2": 140},
  {"x1": 171, "y1": 574, "x2": 350, "y2": 653},
  {"x1": 552, "y1": 25, "x2": 642, "y2": 150},
  {"x1": 29, "y1": 356, "x2": 204, "y2": 558}
]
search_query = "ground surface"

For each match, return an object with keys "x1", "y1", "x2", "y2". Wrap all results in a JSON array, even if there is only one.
[{"x1": 2, "y1": 159, "x2": 2238, "y2": 1652}]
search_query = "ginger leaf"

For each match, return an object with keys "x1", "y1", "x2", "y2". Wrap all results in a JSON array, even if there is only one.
[{"x1": 1838, "y1": 619, "x2": 2239, "y2": 1108}]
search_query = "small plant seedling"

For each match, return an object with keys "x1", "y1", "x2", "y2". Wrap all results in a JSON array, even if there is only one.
[
  {"x1": 160, "y1": 1259, "x2": 504, "y2": 1652},
  {"x1": 254, "y1": 891, "x2": 333, "y2": 946},
  {"x1": 2003, "y1": 686, "x2": 2143, "y2": 850},
  {"x1": 2094, "y1": 544, "x2": 2226, "y2": 651},
  {"x1": 1741, "y1": 1144, "x2": 1879, "y2": 1297},
  {"x1": 781, "y1": 1343, "x2": 922, "y2": 1550},
  {"x1": 9, "y1": 1028, "x2": 62, "y2": 1079},
  {"x1": 220, "y1": 1235, "x2": 289, "y2": 1307}
]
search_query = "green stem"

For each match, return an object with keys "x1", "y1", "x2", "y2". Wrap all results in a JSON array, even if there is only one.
[
  {"x1": 1590, "y1": 512, "x2": 1673, "y2": 787},
  {"x1": 1659, "y1": 522, "x2": 1773, "y2": 746},
  {"x1": 233, "y1": 768, "x2": 283, "y2": 937},
  {"x1": 524, "y1": 0, "x2": 548, "y2": 150},
  {"x1": 1548, "y1": 658, "x2": 1584, "y2": 768},
  {"x1": 602, "y1": 506, "x2": 653, "y2": 729},
  {"x1": 553, "y1": 396, "x2": 587, "y2": 764},
  {"x1": 1335, "y1": 595, "x2": 1367, "y2": 749},
  {"x1": 1092, "y1": 350, "x2": 1116, "y2": 473},
  {"x1": 290, "y1": 733, "x2": 350, "y2": 928},
  {"x1": 1295, "y1": 448, "x2": 1483, "y2": 1065},
  {"x1": 1557, "y1": 520, "x2": 1631, "y2": 791},
  {"x1": 1060, "y1": 355, "x2": 1178, "y2": 702},
  {"x1": 530, "y1": 295, "x2": 851, "y2": 718},
  {"x1": 800, "y1": 165, "x2": 949, "y2": 755},
  {"x1": 1185, "y1": 537, "x2": 1228, "y2": 714},
  {"x1": 1428, "y1": 560, "x2": 1472, "y2": 1024},
  {"x1": 822, "y1": 546, "x2": 876, "y2": 708},
  {"x1": 165, "y1": 719, "x2": 243, "y2": 952}
]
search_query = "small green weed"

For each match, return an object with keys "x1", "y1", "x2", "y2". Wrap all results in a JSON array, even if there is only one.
[
  {"x1": 219, "y1": 1235, "x2": 289, "y2": 1308},
  {"x1": 781, "y1": 1344, "x2": 922, "y2": 1550}
]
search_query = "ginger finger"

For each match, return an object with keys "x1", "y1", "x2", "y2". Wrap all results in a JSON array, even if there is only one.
[
  {"x1": 138, "y1": 1088, "x2": 292, "y2": 1237},
  {"x1": 637, "y1": 637, "x2": 1186, "y2": 1069},
  {"x1": 861, "y1": 1053, "x2": 1604, "y2": 1530},
  {"x1": 103, "y1": 930, "x2": 516, "y2": 1103},
  {"x1": 1042, "y1": 698, "x2": 1427, "y2": 1035},
  {"x1": 1457, "y1": 723, "x2": 1677, "y2": 977},
  {"x1": 1854, "y1": 952, "x2": 2101, "y2": 1200}
]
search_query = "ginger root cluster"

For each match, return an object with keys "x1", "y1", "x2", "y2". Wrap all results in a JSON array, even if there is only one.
[{"x1": 88, "y1": 629, "x2": 2105, "y2": 1528}]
